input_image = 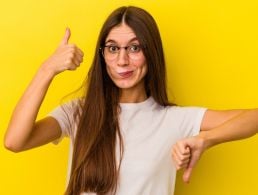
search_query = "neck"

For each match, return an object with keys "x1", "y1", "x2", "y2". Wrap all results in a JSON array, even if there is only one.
[{"x1": 119, "y1": 87, "x2": 147, "y2": 103}]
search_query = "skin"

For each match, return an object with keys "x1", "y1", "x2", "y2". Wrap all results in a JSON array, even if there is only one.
[
  {"x1": 4, "y1": 25, "x2": 257, "y2": 187},
  {"x1": 172, "y1": 109, "x2": 258, "y2": 183},
  {"x1": 104, "y1": 23, "x2": 148, "y2": 103},
  {"x1": 4, "y1": 28, "x2": 83, "y2": 152}
]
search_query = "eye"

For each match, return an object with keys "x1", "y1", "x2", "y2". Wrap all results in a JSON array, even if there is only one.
[
  {"x1": 106, "y1": 45, "x2": 119, "y2": 53},
  {"x1": 128, "y1": 45, "x2": 141, "y2": 53}
]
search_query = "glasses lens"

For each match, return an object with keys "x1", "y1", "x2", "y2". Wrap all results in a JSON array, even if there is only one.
[{"x1": 103, "y1": 45, "x2": 143, "y2": 60}]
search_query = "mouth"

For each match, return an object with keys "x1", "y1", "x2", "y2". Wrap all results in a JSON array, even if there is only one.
[{"x1": 118, "y1": 71, "x2": 134, "y2": 78}]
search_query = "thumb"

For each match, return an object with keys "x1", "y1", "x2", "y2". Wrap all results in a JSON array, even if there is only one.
[
  {"x1": 182, "y1": 147, "x2": 199, "y2": 183},
  {"x1": 183, "y1": 167, "x2": 193, "y2": 184},
  {"x1": 60, "y1": 27, "x2": 71, "y2": 45}
]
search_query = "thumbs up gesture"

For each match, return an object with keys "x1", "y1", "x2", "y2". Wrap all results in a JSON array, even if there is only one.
[
  {"x1": 172, "y1": 135, "x2": 207, "y2": 183},
  {"x1": 41, "y1": 28, "x2": 84, "y2": 76}
]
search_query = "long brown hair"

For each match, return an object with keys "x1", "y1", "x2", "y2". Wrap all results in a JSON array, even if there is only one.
[{"x1": 65, "y1": 6, "x2": 172, "y2": 195}]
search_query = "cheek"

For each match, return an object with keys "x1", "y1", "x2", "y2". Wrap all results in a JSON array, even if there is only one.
[
  {"x1": 135, "y1": 58, "x2": 146, "y2": 68},
  {"x1": 136, "y1": 59, "x2": 148, "y2": 75},
  {"x1": 141, "y1": 64, "x2": 148, "y2": 79},
  {"x1": 106, "y1": 63, "x2": 115, "y2": 77}
]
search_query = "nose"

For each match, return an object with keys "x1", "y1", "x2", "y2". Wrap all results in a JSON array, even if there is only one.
[{"x1": 117, "y1": 48, "x2": 129, "y2": 66}]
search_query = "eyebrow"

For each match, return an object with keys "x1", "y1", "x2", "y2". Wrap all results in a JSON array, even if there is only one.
[{"x1": 105, "y1": 37, "x2": 139, "y2": 45}]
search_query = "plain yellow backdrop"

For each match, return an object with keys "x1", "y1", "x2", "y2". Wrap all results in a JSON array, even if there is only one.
[{"x1": 0, "y1": 0, "x2": 257, "y2": 194}]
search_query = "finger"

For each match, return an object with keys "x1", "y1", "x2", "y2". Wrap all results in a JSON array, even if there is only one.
[
  {"x1": 66, "y1": 44, "x2": 84, "y2": 58},
  {"x1": 64, "y1": 58, "x2": 74, "y2": 68},
  {"x1": 72, "y1": 53, "x2": 83, "y2": 66},
  {"x1": 185, "y1": 146, "x2": 190, "y2": 153},
  {"x1": 172, "y1": 150, "x2": 180, "y2": 169},
  {"x1": 174, "y1": 154, "x2": 190, "y2": 169},
  {"x1": 65, "y1": 59, "x2": 77, "y2": 70},
  {"x1": 177, "y1": 141, "x2": 191, "y2": 155},
  {"x1": 175, "y1": 152, "x2": 190, "y2": 165},
  {"x1": 75, "y1": 52, "x2": 84, "y2": 62},
  {"x1": 173, "y1": 144, "x2": 191, "y2": 162},
  {"x1": 60, "y1": 28, "x2": 71, "y2": 45},
  {"x1": 182, "y1": 149, "x2": 201, "y2": 184},
  {"x1": 172, "y1": 150, "x2": 190, "y2": 170},
  {"x1": 76, "y1": 47, "x2": 84, "y2": 57},
  {"x1": 72, "y1": 58, "x2": 81, "y2": 67},
  {"x1": 183, "y1": 167, "x2": 193, "y2": 183},
  {"x1": 66, "y1": 45, "x2": 84, "y2": 59},
  {"x1": 67, "y1": 65, "x2": 77, "y2": 71}
]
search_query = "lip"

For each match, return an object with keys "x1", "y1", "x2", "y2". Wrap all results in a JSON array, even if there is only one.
[{"x1": 118, "y1": 70, "x2": 134, "y2": 78}]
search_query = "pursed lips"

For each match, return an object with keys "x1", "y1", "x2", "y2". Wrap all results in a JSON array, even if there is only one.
[{"x1": 117, "y1": 70, "x2": 134, "y2": 78}]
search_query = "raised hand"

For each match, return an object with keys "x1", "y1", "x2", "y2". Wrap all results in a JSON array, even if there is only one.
[
  {"x1": 41, "y1": 28, "x2": 84, "y2": 76},
  {"x1": 172, "y1": 136, "x2": 207, "y2": 183},
  {"x1": 4, "y1": 28, "x2": 85, "y2": 152}
]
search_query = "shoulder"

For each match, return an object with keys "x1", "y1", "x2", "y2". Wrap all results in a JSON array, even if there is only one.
[
  {"x1": 166, "y1": 105, "x2": 207, "y2": 112},
  {"x1": 165, "y1": 105, "x2": 207, "y2": 120},
  {"x1": 60, "y1": 98, "x2": 84, "y2": 113},
  {"x1": 48, "y1": 98, "x2": 84, "y2": 122}
]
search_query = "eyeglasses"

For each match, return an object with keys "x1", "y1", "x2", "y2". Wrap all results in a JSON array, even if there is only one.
[{"x1": 101, "y1": 44, "x2": 145, "y2": 61}]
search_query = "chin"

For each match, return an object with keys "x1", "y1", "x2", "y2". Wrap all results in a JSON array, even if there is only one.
[{"x1": 114, "y1": 81, "x2": 136, "y2": 89}]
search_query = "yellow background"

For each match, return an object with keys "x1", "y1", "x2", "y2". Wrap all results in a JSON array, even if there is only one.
[{"x1": 0, "y1": 0, "x2": 257, "y2": 194}]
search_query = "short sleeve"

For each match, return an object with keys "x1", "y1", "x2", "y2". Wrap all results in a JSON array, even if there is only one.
[
  {"x1": 168, "y1": 106, "x2": 207, "y2": 139},
  {"x1": 47, "y1": 99, "x2": 81, "y2": 144}
]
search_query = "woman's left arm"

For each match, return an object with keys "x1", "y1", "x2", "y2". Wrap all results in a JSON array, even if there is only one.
[
  {"x1": 172, "y1": 109, "x2": 258, "y2": 183},
  {"x1": 200, "y1": 109, "x2": 258, "y2": 144}
]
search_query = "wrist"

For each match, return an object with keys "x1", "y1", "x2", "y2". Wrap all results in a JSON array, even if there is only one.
[
  {"x1": 198, "y1": 131, "x2": 219, "y2": 150},
  {"x1": 35, "y1": 66, "x2": 56, "y2": 85},
  {"x1": 38, "y1": 63, "x2": 57, "y2": 80}
]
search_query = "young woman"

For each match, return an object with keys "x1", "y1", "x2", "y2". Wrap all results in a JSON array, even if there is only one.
[{"x1": 4, "y1": 6, "x2": 257, "y2": 195}]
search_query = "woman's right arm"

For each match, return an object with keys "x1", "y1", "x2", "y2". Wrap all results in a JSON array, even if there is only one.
[{"x1": 4, "y1": 28, "x2": 84, "y2": 152}]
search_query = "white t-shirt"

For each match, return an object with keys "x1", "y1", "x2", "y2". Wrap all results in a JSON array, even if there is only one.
[{"x1": 49, "y1": 96, "x2": 207, "y2": 195}]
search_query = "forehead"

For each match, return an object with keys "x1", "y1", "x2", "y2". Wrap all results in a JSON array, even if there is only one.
[{"x1": 105, "y1": 23, "x2": 138, "y2": 44}]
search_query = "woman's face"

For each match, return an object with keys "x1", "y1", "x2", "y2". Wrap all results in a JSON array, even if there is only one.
[{"x1": 103, "y1": 23, "x2": 147, "y2": 91}]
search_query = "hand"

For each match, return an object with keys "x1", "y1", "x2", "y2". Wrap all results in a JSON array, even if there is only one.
[
  {"x1": 41, "y1": 28, "x2": 84, "y2": 76},
  {"x1": 172, "y1": 135, "x2": 207, "y2": 183}
]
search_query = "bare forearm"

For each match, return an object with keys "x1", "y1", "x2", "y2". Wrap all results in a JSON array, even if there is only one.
[
  {"x1": 4, "y1": 29, "x2": 83, "y2": 152},
  {"x1": 172, "y1": 109, "x2": 258, "y2": 183},
  {"x1": 4, "y1": 68, "x2": 54, "y2": 150},
  {"x1": 200, "y1": 109, "x2": 258, "y2": 149}
]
